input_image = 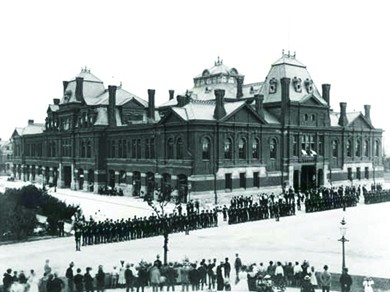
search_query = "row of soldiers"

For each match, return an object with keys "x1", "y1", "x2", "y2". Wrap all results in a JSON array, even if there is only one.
[
  {"x1": 73, "y1": 210, "x2": 218, "y2": 250},
  {"x1": 225, "y1": 194, "x2": 296, "y2": 225},
  {"x1": 303, "y1": 186, "x2": 358, "y2": 213},
  {"x1": 363, "y1": 189, "x2": 390, "y2": 204}
]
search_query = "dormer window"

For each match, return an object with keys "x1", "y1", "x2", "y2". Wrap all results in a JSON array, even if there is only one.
[
  {"x1": 221, "y1": 76, "x2": 227, "y2": 83},
  {"x1": 269, "y1": 78, "x2": 277, "y2": 94},
  {"x1": 228, "y1": 77, "x2": 235, "y2": 84},
  {"x1": 305, "y1": 78, "x2": 313, "y2": 93},
  {"x1": 293, "y1": 76, "x2": 302, "y2": 93}
]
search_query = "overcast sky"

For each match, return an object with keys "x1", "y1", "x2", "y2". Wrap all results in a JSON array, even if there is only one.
[{"x1": 1, "y1": 0, "x2": 389, "y2": 151}]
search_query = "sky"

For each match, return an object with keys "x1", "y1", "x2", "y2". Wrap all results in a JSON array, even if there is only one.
[{"x1": 1, "y1": 0, "x2": 389, "y2": 151}]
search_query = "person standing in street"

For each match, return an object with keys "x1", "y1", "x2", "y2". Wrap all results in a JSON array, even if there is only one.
[
  {"x1": 339, "y1": 268, "x2": 353, "y2": 292},
  {"x1": 65, "y1": 262, "x2": 74, "y2": 292},
  {"x1": 234, "y1": 254, "x2": 242, "y2": 282},
  {"x1": 73, "y1": 269, "x2": 84, "y2": 292},
  {"x1": 319, "y1": 265, "x2": 331, "y2": 292}
]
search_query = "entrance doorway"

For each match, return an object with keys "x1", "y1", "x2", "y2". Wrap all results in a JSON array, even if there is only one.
[
  {"x1": 301, "y1": 165, "x2": 316, "y2": 191},
  {"x1": 177, "y1": 174, "x2": 188, "y2": 203},
  {"x1": 63, "y1": 166, "x2": 71, "y2": 188}
]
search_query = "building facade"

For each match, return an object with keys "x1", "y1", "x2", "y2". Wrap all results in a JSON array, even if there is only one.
[
  {"x1": 11, "y1": 53, "x2": 384, "y2": 204},
  {"x1": 0, "y1": 139, "x2": 13, "y2": 175}
]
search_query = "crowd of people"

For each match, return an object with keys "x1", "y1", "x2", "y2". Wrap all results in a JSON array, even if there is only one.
[
  {"x1": 224, "y1": 194, "x2": 295, "y2": 225},
  {"x1": 362, "y1": 183, "x2": 390, "y2": 204},
  {"x1": 3, "y1": 256, "x2": 359, "y2": 292},
  {"x1": 303, "y1": 186, "x2": 358, "y2": 213},
  {"x1": 72, "y1": 208, "x2": 218, "y2": 251}
]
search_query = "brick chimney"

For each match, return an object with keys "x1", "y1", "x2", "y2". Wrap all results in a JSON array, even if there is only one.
[
  {"x1": 53, "y1": 99, "x2": 60, "y2": 105},
  {"x1": 28, "y1": 119, "x2": 34, "y2": 125},
  {"x1": 322, "y1": 84, "x2": 331, "y2": 104},
  {"x1": 169, "y1": 90, "x2": 174, "y2": 101},
  {"x1": 75, "y1": 77, "x2": 84, "y2": 102},
  {"x1": 108, "y1": 85, "x2": 117, "y2": 127},
  {"x1": 364, "y1": 104, "x2": 371, "y2": 122},
  {"x1": 236, "y1": 77, "x2": 244, "y2": 99},
  {"x1": 338, "y1": 102, "x2": 348, "y2": 127},
  {"x1": 176, "y1": 95, "x2": 190, "y2": 107},
  {"x1": 255, "y1": 94, "x2": 264, "y2": 119},
  {"x1": 281, "y1": 77, "x2": 291, "y2": 124},
  {"x1": 213, "y1": 89, "x2": 226, "y2": 120},
  {"x1": 147, "y1": 89, "x2": 155, "y2": 120},
  {"x1": 63, "y1": 81, "x2": 69, "y2": 93}
]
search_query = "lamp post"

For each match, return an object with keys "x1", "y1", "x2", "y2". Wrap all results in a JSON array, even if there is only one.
[{"x1": 338, "y1": 217, "x2": 349, "y2": 272}]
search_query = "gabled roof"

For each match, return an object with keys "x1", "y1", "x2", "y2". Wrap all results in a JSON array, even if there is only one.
[
  {"x1": 12, "y1": 124, "x2": 45, "y2": 137},
  {"x1": 330, "y1": 111, "x2": 374, "y2": 129},
  {"x1": 88, "y1": 87, "x2": 148, "y2": 107}
]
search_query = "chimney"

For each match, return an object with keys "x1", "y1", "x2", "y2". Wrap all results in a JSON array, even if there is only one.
[
  {"x1": 75, "y1": 77, "x2": 84, "y2": 102},
  {"x1": 176, "y1": 95, "x2": 190, "y2": 107},
  {"x1": 28, "y1": 119, "x2": 34, "y2": 125},
  {"x1": 148, "y1": 89, "x2": 155, "y2": 120},
  {"x1": 213, "y1": 89, "x2": 226, "y2": 120},
  {"x1": 53, "y1": 98, "x2": 60, "y2": 105},
  {"x1": 364, "y1": 104, "x2": 371, "y2": 122},
  {"x1": 338, "y1": 102, "x2": 348, "y2": 127},
  {"x1": 281, "y1": 77, "x2": 291, "y2": 125},
  {"x1": 255, "y1": 94, "x2": 264, "y2": 119},
  {"x1": 236, "y1": 77, "x2": 244, "y2": 99},
  {"x1": 322, "y1": 84, "x2": 331, "y2": 104},
  {"x1": 63, "y1": 81, "x2": 69, "y2": 94},
  {"x1": 169, "y1": 90, "x2": 174, "y2": 100},
  {"x1": 108, "y1": 85, "x2": 117, "y2": 127}
]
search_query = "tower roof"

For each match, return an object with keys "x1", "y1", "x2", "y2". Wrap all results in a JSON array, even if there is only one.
[{"x1": 260, "y1": 51, "x2": 327, "y2": 105}]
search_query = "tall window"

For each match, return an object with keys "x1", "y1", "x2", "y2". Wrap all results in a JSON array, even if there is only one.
[
  {"x1": 252, "y1": 138, "x2": 260, "y2": 159},
  {"x1": 375, "y1": 140, "x2": 380, "y2": 156},
  {"x1": 150, "y1": 138, "x2": 155, "y2": 159},
  {"x1": 270, "y1": 138, "x2": 277, "y2": 159},
  {"x1": 332, "y1": 140, "x2": 338, "y2": 157},
  {"x1": 122, "y1": 139, "x2": 127, "y2": 158},
  {"x1": 238, "y1": 138, "x2": 246, "y2": 159},
  {"x1": 176, "y1": 138, "x2": 183, "y2": 159},
  {"x1": 167, "y1": 138, "x2": 174, "y2": 159},
  {"x1": 225, "y1": 173, "x2": 232, "y2": 190},
  {"x1": 81, "y1": 141, "x2": 86, "y2": 158},
  {"x1": 145, "y1": 139, "x2": 150, "y2": 159},
  {"x1": 111, "y1": 140, "x2": 116, "y2": 158},
  {"x1": 355, "y1": 139, "x2": 361, "y2": 157},
  {"x1": 293, "y1": 135, "x2": 299, "y2": 157},
  {"x1": 202, "y1": 137, "x2": 211, "y2": 160},
  {"x1": 132, "y1": 139, "x2": 137, "y2": 159},
  {"x1": 364, "y1": 140, "x2": 369, "y2": 157},
  {"x1": 87, "y1": 141, "x2": 92, "y2": 158},
  {"x1": 318, "y1": 135, "x2": 324, "y2": 156},
  {"x1": 346, "y1": 139, "x2": 352, "y2": 157},
  {"x1": 136, "y1": 139, "x2": 141, "y2": 158},
  {"x1": 224, "y1": 138, "x2": 232, "y2": 159},
  {"x1": 253, "y1": 172, "x2": 260, "y2": 188}
]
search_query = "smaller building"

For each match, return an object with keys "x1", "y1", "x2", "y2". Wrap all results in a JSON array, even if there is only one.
[{"x1": 0, "y1": 138, "x2": 13, "y2": 175}]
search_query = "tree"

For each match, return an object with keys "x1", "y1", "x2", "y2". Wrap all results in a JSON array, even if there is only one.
[{"x1": 145, "y1": 190, "x2": 178, "y2": 265}]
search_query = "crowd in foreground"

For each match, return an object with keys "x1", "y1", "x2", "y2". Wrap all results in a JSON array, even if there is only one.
[{"x1": 3, "y1": 254, "x2": 372, "y2": 292}]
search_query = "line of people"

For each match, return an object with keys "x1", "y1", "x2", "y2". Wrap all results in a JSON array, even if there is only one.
[{"x1": 73, "y1": 209, "x2": 218, "y2": 251}]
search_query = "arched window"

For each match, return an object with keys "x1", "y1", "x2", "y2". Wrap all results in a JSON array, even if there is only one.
[
  {"x1": 202, "y1": 137, "x2": 211, "y2": 160},
  {"x1": 355, "y1": 139, "x2": 361, "y2": 157},
  {"x1": 364, "y1": 140, "x2": 369, "y2": 157},
  {"x1": 176, "y1": 138, "x2": 183, "y2": 159},
  {"x1": 375, "y1": 140, "x2": 380, "y2": 156},
  {"x1": 87, "y1": 141, "x2": 92, "y2": 158},
  {"x1": 252, "y1": 138, "x2": 260, "y2": 159},
  {"x1": 224, "y1": 138, "x2": 232, "y2": 159},
  {"x1": 238, "y1": 138, "x2": 247, "y2": 159},
  {"x1": 332, "y1": 140, "x2": 338, "y2": 157},
  {"x1": 270, "y1": 138, "x2": 277, "y2": 159},
  {"x1": 346, "y1": 139, "x2": 352, "y2": 157},
  {"x1": 167, "y1": 138, "x2": 174, "y2": 159}
]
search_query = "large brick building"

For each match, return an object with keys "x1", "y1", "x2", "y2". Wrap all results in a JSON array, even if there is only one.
[{"x1": 11, "y1": 53, "x2": 384, "y2": 204}]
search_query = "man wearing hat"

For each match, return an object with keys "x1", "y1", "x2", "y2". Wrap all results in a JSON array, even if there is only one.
[
  {"x1": 339, "y1": 268, "x2": 352, "y2": 292},
  {"x1": 301, "y1": 275, "x2": 315, "y2": 292},
  {"x1": 65, "y1": 262, "x2": 74, "y2": 292}
]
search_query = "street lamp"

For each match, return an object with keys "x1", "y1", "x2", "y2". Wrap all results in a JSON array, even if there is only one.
[{"x1": 338, "y1": 217, "x2": 349, "y2": 272}]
